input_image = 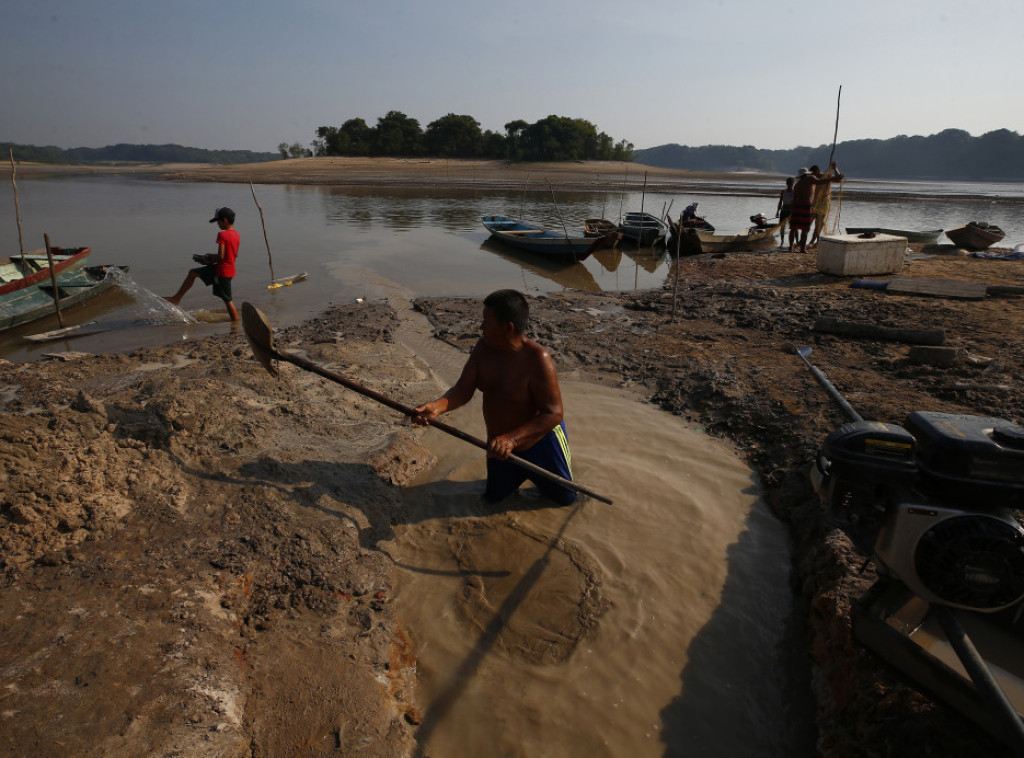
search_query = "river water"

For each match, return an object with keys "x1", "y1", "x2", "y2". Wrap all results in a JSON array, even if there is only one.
[
  {"x1": 2, "y1": 173, "x2": 1023, "y2": 362},
  {"x1": 3, "y1": 172, "x2": 1021, "y2": 754}
]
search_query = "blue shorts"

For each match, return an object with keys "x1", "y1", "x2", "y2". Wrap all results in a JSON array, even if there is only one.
[{"x1": 485, "y1": 421, "x2": 576, "y2": 506}]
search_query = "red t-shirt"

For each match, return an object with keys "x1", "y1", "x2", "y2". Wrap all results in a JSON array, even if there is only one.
[{"x1": 215, "y1": 229, "x2": 240, "y2": 278}]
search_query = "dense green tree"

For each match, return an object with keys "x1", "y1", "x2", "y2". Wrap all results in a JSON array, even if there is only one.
[
  {"x1": 423, "y1": 114, "x2": 483, "y2": 158},
  {"x1": 504, "y1": 119, "x2": 529, "y2": 160},
  {"x1": 372, "y1": 111, "x2": 423, "y2": 157}
]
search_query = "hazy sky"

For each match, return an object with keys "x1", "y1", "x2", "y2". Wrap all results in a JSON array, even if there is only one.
[{"x1": 3, "y1": 0, "x2": 1021, "y2": 153}]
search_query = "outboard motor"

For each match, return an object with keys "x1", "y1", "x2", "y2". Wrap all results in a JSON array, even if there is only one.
[{"x1": 802, "y1": 348, "x2": 1024, "y2": 613}]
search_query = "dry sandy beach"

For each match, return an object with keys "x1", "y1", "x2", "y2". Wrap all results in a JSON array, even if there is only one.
[{"x1": 2, "y1": 158, "x2": 1023, "y2": 756}]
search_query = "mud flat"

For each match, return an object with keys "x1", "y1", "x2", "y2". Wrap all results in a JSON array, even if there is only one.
[{"x1": 1, "y1": 234, "x2": 1023, "y2": 754}]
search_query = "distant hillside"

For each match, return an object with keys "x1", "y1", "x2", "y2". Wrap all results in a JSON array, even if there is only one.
[
  {"x1": 634, "y1": 129, "x2": 1024, "y2": 182},
  {"x1": 2, "y1": 142, "x2": 279, "y2": 165}
]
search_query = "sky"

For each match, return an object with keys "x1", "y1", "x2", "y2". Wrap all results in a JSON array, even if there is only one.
[{"x1": 2, "y1": 0, "x2": 1022, "y2": 154}]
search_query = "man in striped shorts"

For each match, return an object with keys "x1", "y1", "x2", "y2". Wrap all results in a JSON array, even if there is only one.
[{"x1": 413, "y1": 289, "x2": 576, "y2": 506}]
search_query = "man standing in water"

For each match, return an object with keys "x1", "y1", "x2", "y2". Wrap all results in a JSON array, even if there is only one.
[{"x1": 413, "y1": 289, "x2": 576, "y2": 506}]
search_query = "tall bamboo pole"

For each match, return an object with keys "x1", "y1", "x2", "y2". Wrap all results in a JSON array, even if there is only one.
[{"x1": 9, "y1": 147, "x2": 25, "y2": 264}]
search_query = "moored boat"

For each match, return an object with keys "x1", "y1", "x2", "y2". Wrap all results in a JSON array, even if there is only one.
[
  {"x1": 945, "y1": 222, "x2": 1006, "y2": 251},
  {"x1": 583, "y1": 218, "x2": 617, "y2": 237},
  {"x1": 846, "y1": 228, "x2": 944, "y2": 244},
  {"x1": 680, "y1": 224, "x2": 780, "y2": 255},
  {"x1": 618, "y1": 212, "x2": 668, "y2": 246},
  {"x1": 481, "y1": 215, "x2": 608, "y2": 260},
  {"x1": 0, "y1": 264, "x2": 127, "y2": 332},
  {"x1": 0, "y1": 247, "x2": 92, "y2": 297}
]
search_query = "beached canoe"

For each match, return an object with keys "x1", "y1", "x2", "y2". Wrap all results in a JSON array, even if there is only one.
[
  {"x1": 690, "y1": 224, "x2": 780, "y2": 254},
  {"x1": 0, "y1": 247, "x2": 91, "y2": 297},
  {"x1": 846, "y1": 228, "x2": 944, "y2": 244},
  {"x1": 945, "y1": 222, "x2": 1006, "y2": 251},
  {"x1": 482, "y1": 215, "x2": 608, "y2": 260},
  {"x1": 0, "y1": 264, "x2": 126, "y2": 332}
]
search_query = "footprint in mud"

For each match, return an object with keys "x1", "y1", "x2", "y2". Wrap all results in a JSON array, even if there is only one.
[{"x1": 447, "y1": 515, "x2": 609, "y2": 665}]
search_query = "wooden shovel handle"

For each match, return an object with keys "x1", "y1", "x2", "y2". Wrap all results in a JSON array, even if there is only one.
[{"x1": 276, "y1": 348, "x2": 612, "y2": 505}]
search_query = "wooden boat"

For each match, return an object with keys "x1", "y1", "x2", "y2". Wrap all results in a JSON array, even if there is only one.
[
  {"x1": 618, "y1": 212, "x2": 668, "y2": 246},
  {"x1": 0, "y1": 247, "x2": 91, "y2": 297},
  {"x1": 0, "y1": 264, "x2": 126, "y2": 332},
  {"x1": 583, "y1": 218, "x2": 617, "y2": 237},
  {"x1": 692, "y1": 224, "x2": 780, "y2": 254},
  {"x1": 846, "y1": 228, "x2": 944, "y2": 244},
  {"x1": 482, "y1": 215, "x2": 608, "y2": 260},
  {"x1": 945, "y1": 222, "x2": 1006, "y2": 251}
]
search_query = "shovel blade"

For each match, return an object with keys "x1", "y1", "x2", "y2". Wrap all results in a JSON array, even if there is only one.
[{"x1": 241, "y1": 302, "x2": 280, "y2": 376}]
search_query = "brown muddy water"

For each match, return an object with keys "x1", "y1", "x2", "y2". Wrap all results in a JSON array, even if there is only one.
[{"x1": 387, "y1": 301, "x2": 814, "y2": 756}]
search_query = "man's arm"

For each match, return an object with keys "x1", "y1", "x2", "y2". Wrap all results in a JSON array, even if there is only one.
[
  {"x1": 412, "y1": 342, "x2": 481, "y2": 424},
  {"x1": 487, "y1": 348, "x2": 564, "y2": 460}
]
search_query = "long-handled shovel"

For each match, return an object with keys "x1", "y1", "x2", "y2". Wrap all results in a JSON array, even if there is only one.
[{"x1": 241, "y1": 303, "x2": 613, "y2": 505}]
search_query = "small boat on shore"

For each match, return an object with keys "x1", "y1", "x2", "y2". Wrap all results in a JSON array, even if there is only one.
[
  {"x1": 945, "y1": 222, "x2": 1006, "y2": 251},
  {"x1": 0, "y1": 264, "x2": 127, "y2": 332},
  {"x1": 481, "y1": 215, "x2": 608, "y2": 260},
  {"x1": 846, "y1": 228, "x2": 944, "y2": 244},
  {"x1": 695, "y1": 224, "x2": 780, "y2": 254},
  {"x1": 0, "y1": 247, "x2": 92, "y2": 297},
  {"x1": 618, "y1": 212, "x2": 668, "y2": 246}
]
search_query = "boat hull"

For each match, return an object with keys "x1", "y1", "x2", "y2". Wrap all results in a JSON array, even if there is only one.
[
  {"x1": 0, "y1": 247, "x2": 92, "y2": 297},
  {"x1": 482, "y1": 215, "x2": 603, "y2": 259},
  {"x1": 694, "y1": 225, "x2": 780, "y2": 254},
  {"x1": 945, "y1": 223, "x2": 1006, "y2": 251},
  {"x1": 846, "y1": 228, "x2": 944, "y2": 244},
  {"x1": 618, "y1": 212, "x2": 668, "y2": 246},
  {"x1": 0, "y1": 264, "x2": 126, "y2": 332}
]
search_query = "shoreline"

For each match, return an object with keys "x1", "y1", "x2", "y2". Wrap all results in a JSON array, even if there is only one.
[{"x1": 12, "y1": 157, "x2": 1024, "y2": 205}]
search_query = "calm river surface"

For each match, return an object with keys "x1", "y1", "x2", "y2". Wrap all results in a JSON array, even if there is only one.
[{"x1": 2, "y1": 173, "x2": 1023, "y2": 361}]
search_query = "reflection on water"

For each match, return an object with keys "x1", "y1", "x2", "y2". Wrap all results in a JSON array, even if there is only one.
[
  {"x1": 2, "y1": 174, "x2": 1023, "y2": 362},
  {"x1": 478, "y1": 238, "x2": 601, "y2": 292}
]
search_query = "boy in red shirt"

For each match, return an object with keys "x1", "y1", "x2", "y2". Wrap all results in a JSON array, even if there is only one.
[{"x1": 165, "y1": 207, "x2": 240, "y2": 321}]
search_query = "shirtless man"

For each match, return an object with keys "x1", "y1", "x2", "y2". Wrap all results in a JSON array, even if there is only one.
[
  {"x1": 413, "y1": 289, "x2": 576, "y2": 505},
  {"x1": 791, "y1": 163, "x2": 844, "y2": 254}
]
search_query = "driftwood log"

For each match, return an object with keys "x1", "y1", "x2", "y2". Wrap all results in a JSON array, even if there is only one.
[{"x1": 813, "y1": 316, "x2": 945, "y2": 345}]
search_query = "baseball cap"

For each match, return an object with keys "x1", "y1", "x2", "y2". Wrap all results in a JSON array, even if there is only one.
[
  {"x1": 210, "y1": 207, "x2": 235, "y2": 223},
  {"x1": 797, "y1": 168, "x2": 808, "y2": 176}
]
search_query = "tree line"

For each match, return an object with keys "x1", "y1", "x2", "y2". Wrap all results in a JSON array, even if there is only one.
[
  {"x1": 3, "y1": 142, "x2": 278, "y2": 165},
  {"x1": 634, "y1": 128, "x2": 1024, "y2": 181},
  {"x1": 304, "y1": 111, "x2": 634, "y2": 162}
]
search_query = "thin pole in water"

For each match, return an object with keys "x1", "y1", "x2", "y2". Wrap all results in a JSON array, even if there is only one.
[
  {"x1": 545, "y1": 180, "x2": 571, "y2": 241},
  {"x1": 9, "y1": 147, "x2": 24, "y2": 264},
  {"x1": 250, "y1": 181, "x2": 276, "y2": 284},
  {"x1": 43, "y1": 233, "x2": 64, "y2": 328}
]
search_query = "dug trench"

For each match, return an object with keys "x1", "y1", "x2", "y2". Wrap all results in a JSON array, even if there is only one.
[{"x1": 0, "y1": 245, "x2": 1022, "y2": 756}]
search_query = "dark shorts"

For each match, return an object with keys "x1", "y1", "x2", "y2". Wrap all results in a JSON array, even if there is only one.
[
  {"x1": 192, "y1": 265, "x2": 233, "y2": 303},
  {"x1": 485, "y1": 421, "x2": 576, "y2": 506},
  {"x1": 790, "y1": 202, "x2": 814, "y2": 231},
  {"x1": 779, "y1": 208, "x2": 792, "y2": 222}
]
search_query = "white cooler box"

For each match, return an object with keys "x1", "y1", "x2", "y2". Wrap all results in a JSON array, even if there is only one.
[{"x1": 816, "y1": 233, "x2": 908, "y2": 276}]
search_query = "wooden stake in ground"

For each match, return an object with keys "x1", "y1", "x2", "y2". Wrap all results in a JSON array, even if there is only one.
[
  {"x1": 9, "y1": 147, "x2": 25, "y2": 264},
  {"x1": 43, "y1": 233, "x2": 64, "y2": 328},
  {"x1": 250, "y1": 181, "x2": 307, "y2": 290}
]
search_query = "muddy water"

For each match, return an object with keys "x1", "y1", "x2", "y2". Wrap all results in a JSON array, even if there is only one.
[{"x1": 387, "y1": 302, "x2": 813, "y2": 756}]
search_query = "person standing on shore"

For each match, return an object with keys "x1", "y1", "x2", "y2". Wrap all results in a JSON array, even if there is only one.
[
  {"x1": 165, "y1": 207, "x2": 240, "y2": 322},
  {"x1": 412, "y1": 289, "x2": 577, "y2": 506},
  {"x1": 809, "y1": 163, "x2": 844, "y2": 247},
  {"x1": 791, "y1": 165, "x2": 844, "y2": 254},
  {"x1": 777, "y1": 176, "x2": 795, "y2": 250}
]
